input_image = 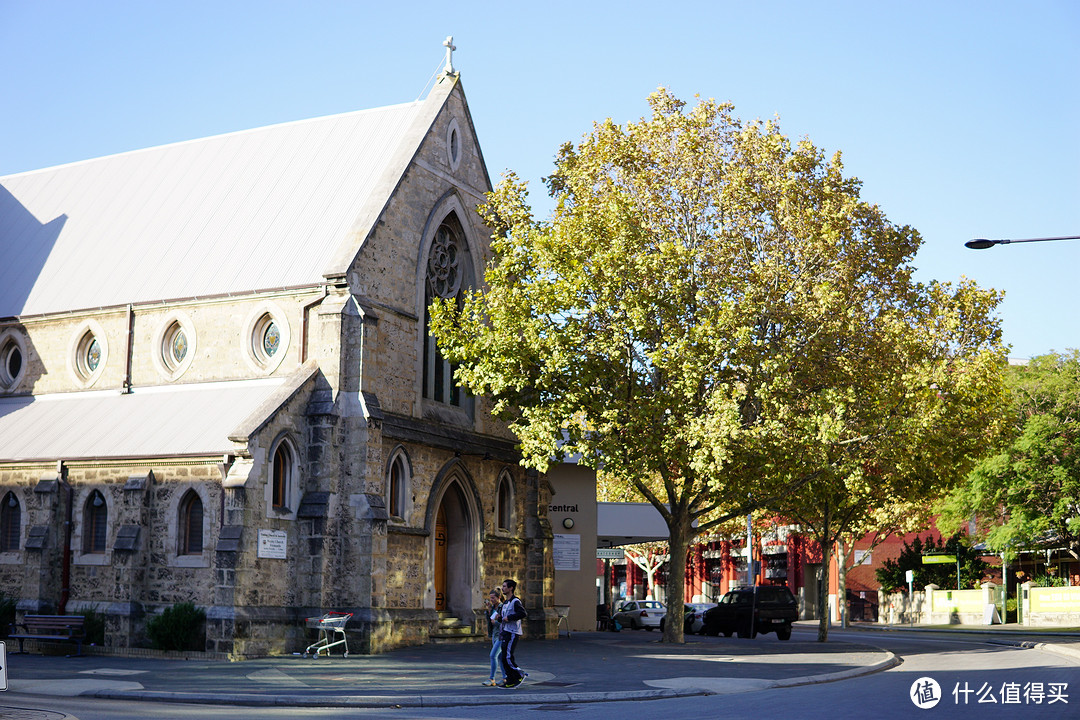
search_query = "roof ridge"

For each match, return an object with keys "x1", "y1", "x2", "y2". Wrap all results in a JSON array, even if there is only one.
[{"x1": 1, "y1": 100, "x2": 424, "y2": 181}]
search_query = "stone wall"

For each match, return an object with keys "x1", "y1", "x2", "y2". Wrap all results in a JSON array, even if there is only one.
[
  {"x1": 1, "y1": 289, "x2": 321, "y2": 398},
  {"x1": 0, "y1": 78, "x2": 555, "y2": 657}
]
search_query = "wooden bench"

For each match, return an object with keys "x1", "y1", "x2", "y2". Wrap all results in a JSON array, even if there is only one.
[{"x1": 8, "y1": 615, "x2": 86, "y2": 656}]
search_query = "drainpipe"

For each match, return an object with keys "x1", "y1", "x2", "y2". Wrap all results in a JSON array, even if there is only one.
[
  {"x1": 58, "y1": 462, "x2": 72, "y2": 615},
  {"x1": 122, "y1": 303, "x2": 134, "y2": 393}
]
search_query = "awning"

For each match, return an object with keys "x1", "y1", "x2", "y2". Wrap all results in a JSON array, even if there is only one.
[
  {"x1": 597, "y1": 502, "x2": 671, "y2": 547},
  {"x1": 0, "y1": 378, "x2": 286, "y2": 462}
]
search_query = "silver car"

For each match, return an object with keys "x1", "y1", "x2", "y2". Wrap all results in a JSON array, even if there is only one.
[
  {"x1": 684, "y1": 602, "x2": 718, "y2": 634},
  {"x1": 612, "y1": 599, "x2": 667, "y2": 630}
]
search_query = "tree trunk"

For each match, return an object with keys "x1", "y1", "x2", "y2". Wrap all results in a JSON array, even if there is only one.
[
  {"x1": 817, "y1": 536, "x2": 832, "y2": 642},
  {"x1": 836, "y1": 538, "x2": 848, "y2": 629},
  {"x1": 662, "y1": 519, "x2": 691, "y2": 644}
]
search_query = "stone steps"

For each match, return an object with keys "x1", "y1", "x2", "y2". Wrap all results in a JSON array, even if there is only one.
[{"x1": 429, "y1": 612, "x2": 484, "y2": 644}]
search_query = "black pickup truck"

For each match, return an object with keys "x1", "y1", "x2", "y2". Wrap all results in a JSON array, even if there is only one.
[{"x1": 701, "y1": 585, "x2": 798, "y2": 640}]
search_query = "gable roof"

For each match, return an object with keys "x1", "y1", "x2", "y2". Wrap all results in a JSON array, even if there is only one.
[
  {"x1": 0, "y1": 378, "x2": 286, "y2": 461},
  {"x1": 0, "y1": 77, "x2": 461, "y2": 318}
]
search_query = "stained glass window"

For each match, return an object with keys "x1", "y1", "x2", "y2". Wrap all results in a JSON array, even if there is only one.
[
  {"x1": 263, "y1": 322, "x2": 280, "y2": 357},
  {"x1": 424, "y1": 217, "x2": 472, "y2": 408},
  {"x1": 272, "y1": 441, "x2": 290, "y2": 509},
  {"x1": 86, "y1": 338, "x2": 101, "y2": 372},
  {"x1": 0, "y1": 492, "x2": 19, "y2": 552},
  {"x1": 179, "y1": 490, "x2": 203, "y2": 555},
  {"x1": 171, "y1": 329, "x2": 187, "y2": 363},
  {"x1": 84, "y1": 490, "x2": 107, "y2": 553}
]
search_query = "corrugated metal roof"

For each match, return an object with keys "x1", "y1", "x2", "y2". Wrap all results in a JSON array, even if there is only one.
[
  {"x1": 0, "y1": 379, "x2": 285, "y2": 461},
  {"x1": 0, "y1": 101, "x2": 426, "y2": 317}
]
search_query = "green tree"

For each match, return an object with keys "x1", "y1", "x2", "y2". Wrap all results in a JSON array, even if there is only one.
[
  {"x1": 763, "y1": 267, "x2": 1006, "y2": 640},
  {"x1": 939, "y1": 351, "x2": 1080, "y2": 562},
  {"x1": 836, "y1": 501, "x2": 934, "y2": 627},
  {"x1": 429, "y1": 89, "x2": 1006, "y2": 644},
  {"x1": 876, "y1": 533, "x2": 990, "y2": 593}
]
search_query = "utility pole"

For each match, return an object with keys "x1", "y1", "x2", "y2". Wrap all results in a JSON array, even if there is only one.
[{"x1": 745, "y1": 503, "x2": 753, "y2": 587}]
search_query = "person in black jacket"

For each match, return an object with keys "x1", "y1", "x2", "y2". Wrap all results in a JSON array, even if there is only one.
[{"x1": 498, "y1": 578, "x2": 527, "y2": 688}]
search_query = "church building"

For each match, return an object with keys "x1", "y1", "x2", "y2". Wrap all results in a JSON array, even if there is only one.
[{"x1": 0, "y1": 58, "x2": 557, "y2": 655}]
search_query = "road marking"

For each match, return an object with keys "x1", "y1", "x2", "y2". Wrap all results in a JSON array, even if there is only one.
[
  {"x1": 77, "y1": 668, "x2": 148, "y2": 676},
  {"x1": 248, "y1": 668, "x2": 308, "y2": 687}
]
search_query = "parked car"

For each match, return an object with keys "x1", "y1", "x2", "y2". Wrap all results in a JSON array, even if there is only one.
[
  {"x1": 702, "y1": 586, "x2": 797, "y2": 640},
  {"x1": 612, "y1": 600, "x2": 666, "y2": 630},
  {"x1": 659, "y1": 603, "x2": 692, "y2": 632},
  {"x1": 684, "y1": 602, "x2": 717, "y2": 634}
]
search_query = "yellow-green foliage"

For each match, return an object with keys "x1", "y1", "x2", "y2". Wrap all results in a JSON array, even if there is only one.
[{"x1": 430, "y1": 89, "x2": 1008, "y2": 638}]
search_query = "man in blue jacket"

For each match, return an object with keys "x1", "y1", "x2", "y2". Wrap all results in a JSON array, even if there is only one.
[{"x1": 498, "y1": 578, "x2": 527, "y2": 688}]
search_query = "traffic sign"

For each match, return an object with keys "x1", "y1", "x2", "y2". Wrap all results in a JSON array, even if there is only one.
[
  {"x1": 922, "y1": 554, "x2": 957, "y2": 565},
  {"x1": 1, "y1": 641, "x2": 7, "y2": 691}
]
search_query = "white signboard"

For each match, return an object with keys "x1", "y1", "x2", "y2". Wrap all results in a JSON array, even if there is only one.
[
  {"x1": 597, "y1": 548, "x2": 625, "y2": 560},
  {"x1": 1, "y1": 641, "x2": 7, "y2": 691},
  {"x1": 257, "y1": 529, "x2": 288, "y2": 559},
  {"x1": 553, "y1": 533, "x2": 581, "y2": 571}
]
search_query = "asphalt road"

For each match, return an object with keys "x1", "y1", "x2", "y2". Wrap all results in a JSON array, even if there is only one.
[{"x1": 1, "y1": 624, "x2": 1076, "y2": 719}]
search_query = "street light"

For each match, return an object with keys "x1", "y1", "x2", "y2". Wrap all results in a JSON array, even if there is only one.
[{"x1": 965, "y1": 235, "x2": 1080, "y2": 250}]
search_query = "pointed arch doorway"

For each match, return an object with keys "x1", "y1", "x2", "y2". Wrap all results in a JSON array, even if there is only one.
[
  {"x1": 435, "y1": 504, "x2": 448, "y2": 610},
  {"x1": 430, "y1": 475, "x2": 479, "y2": 618}
]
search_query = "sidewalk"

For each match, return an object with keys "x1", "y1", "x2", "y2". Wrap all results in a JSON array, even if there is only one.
[
  {"x1": 5, "y1": 622, "x2": 1077, "y2": 710},
  {"x1": 844, "y1": 621, "x2": 1080, "y2": 664},
  {"x1": 4, "y1": 624, "x2": 898, "y2": 709}
]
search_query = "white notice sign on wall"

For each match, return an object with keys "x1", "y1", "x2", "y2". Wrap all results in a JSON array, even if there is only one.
[
  {"x1": 553, "y1": 533, "x2": 580, "y2": 571},
  {"x1": 257, "y1": 529, "x2": 288, "y2": 559}
]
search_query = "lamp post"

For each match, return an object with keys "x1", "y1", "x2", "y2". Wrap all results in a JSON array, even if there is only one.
[{"x1": 965, "y1": 235, "x2": 1080, "y2": 250}]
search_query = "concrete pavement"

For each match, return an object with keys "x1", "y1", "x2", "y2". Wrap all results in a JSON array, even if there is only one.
[
  {"x1": 3, "y1": 621, "x2": 1078, "y2": 712},
  {"x1": 3, "y1": 622, "x2": 897, "y2": 709},
  {"x1": 845, "y1": 621, "x2": 1080, "y2": 665}
]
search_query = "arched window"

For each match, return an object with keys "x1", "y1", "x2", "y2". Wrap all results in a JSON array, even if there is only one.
[
  {"x1": 83, "y1": 490, "x2": 108, "y2": 553},
  {"x1": 243, "y1": 304, "x2": 290, "y2": 375},
  {"x1": 388, "y1": 454, "x2": 407, "y2": 519},
  {"x1": 0, "y1": 329, "x2": 26, "y2": 392},
  {"x1": 423, "y1": 215, "x2": 474, "y2": 408},
  {"x1": 163, "y1": 321, "x2": 188, "y2": 370},
  {"x1": 0, "y1": 492, "x2": 20, "y2": 552},
  {"x1": 272, "y1": 440, "x2": 293, "y2": 511},
  {"x1": 178, "y1": 490, "x2": 203, "y2": 555},
  {"x1": 497, "y1": 472, "x2": 513, "y2": 531},
  {"x1": 254, "y1": 314, "x2": 282, "y2": 364},
  {"x1": 70, "y1": 321, "x2": 108, "y2": 387}
]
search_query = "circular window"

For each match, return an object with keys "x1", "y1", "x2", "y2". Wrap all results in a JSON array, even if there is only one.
[
  {"x1": 261, "y1": 319, "x2": 280, "y2": 359},
  {"x1": 78, "y1": 333, "x2": 101, "y2": 377},
  {"x1": 164, "y1": 323, "x2": 187, "y2": 368},
  {"x1": 68, "y1": 320, "x2": 109, "y2": 387},
  {"x1": 243, "y1": 305, "x2": 290, "y2": 374},
  {"x1": 153, "y1": 312, "x2": 197, "y2": 380},
  {"x1": 0, "y1": 330, "x2": 27, "y2": 391}
]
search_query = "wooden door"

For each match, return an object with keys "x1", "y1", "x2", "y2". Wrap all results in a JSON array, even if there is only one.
[{"x1": 435, "y1": 504, "x2": 447, "y2": 611}]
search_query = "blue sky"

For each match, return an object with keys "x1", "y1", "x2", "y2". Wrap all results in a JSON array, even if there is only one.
[{"x1": 2, "y1": 1, "x2": 1077, "y2": 358}]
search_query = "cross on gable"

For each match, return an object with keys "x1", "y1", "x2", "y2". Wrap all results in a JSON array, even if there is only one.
[{"x1": 443, "y1": 36, "x2": 456, "y2": 74}]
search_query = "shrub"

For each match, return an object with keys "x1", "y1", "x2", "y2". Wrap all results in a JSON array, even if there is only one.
[
  {"x1": 81, "y1": 608, "x2": 106, "y2": 645},
  {"x1": 146, "y1": 602, "x2": 206, "y2": 652},
  {"x1": 0, "y1": 593, "x2": 15, "y2": 638}
]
